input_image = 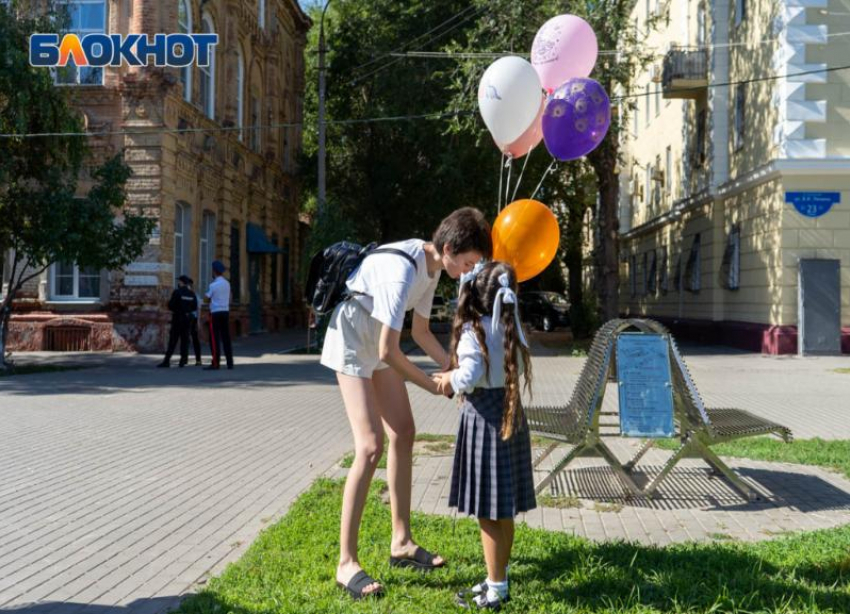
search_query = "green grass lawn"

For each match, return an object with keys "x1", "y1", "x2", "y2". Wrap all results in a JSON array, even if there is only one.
[
  {"x1": 174, "y1": 478, "x2": 850, "y2": 614},
  {"x1": 655, "y1": 437, "x2": 850, "y2": 479}
]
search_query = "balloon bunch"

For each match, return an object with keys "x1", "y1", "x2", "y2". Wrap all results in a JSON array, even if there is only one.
[
  {"x1": 479, "y1": 14, "x2": 610, "y2": 162},
  {"x1": 476, "y1": 14, "x2": 611, "y2": 283}
]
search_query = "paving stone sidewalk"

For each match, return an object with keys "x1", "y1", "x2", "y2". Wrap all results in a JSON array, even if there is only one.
[{"x1": 0, "y1": 333, "x2": 848, "y2": 612}]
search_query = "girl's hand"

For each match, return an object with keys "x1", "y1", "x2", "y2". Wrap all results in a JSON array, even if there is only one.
[{"x1": 431, "y1": 371, "x2": 454, "y2": 398}]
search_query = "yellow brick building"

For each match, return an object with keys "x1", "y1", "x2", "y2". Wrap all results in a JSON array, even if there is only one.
[
  {"x1": 2, "y1": 0, "x2": 310, "y2": 352},
  {"x1": 620, "y1": 0, "x2": 850, "y2": 353}
]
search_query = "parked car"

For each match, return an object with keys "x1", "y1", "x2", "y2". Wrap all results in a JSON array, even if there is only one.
[{"x1": 519, "y1": 291, "x2": 570, "y2": 332}]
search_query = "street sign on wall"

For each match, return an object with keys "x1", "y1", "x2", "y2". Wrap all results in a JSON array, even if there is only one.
[{"x1": 785, "y1": 192, "x2": 840, "y2": 218}]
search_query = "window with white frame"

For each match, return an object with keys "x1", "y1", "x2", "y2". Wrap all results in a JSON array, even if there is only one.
[
  {"x1": 51, "y1": 261, "x2": 101, "y2": 300},
  {"x1": 178, "y1": 0, "x2": 192, "y2": 102},
  {"x1": 734, "y1": 83, "x2": 745, "y2": 151},
  {"x1": 174, "y1": 202, "x2": 192, "y2": 282},
  {"x1": 236, "y1": 46, "x2": 245, "y2": 141},
  {"x1": 685, "y1": 233, "x2": 701, "y2": 292},
  {"x1": 199, "y1": 211, "x2": 215, "y2": 292},
  {"x1": 721, "y1": 224, "x2": 741, "y2": 290},
  {"x1": 54, "y1": 0, "x2": 107, "y2": 85},
  {"x1": 735, "y1": 0, "x2": 746, "y2": 26},
  {"x1": 200, "y1": 14, "x2": 216, "y2": 119}
]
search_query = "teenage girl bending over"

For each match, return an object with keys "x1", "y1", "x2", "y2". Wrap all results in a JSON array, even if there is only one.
[{"x1": 433, "y1": 260, "x2": 535, "y2": 610}]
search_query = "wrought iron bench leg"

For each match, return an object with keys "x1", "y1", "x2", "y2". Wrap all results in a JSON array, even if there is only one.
[
  {"x1": 641, "y1": 441, "x2": 690, "y2": 499},
  {"x1": 534, "y1": 444, "x2": 585, "y2": 495},
  {"x1": 595, "y1": 440, "x2": 643, "y2": 498},
  {"x1": 532, "y1": 441, "x2": 560, "y2": 469},
  {"x1": 623, "y1": 439, "x2": 656, "y2": 473},
  {"x1": 693, "y1": 440, "x2": 760, "y2": 502}
]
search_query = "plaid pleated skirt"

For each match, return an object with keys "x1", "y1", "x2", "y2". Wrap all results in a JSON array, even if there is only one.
[{"x1": 449, "y1": 387, "x2": 537, "y2": 520}]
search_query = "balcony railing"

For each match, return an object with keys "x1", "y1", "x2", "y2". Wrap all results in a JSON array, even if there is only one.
[{"x1": 662, "y1": 47, "x2": 708, "y2": 99}]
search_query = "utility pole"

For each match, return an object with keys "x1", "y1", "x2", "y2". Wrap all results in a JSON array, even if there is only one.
[{"x1": 317, "y1": 0, "x2": 333, "y2": 217}]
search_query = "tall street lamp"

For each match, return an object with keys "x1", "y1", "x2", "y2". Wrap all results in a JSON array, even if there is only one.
[{"x1": 317, "y1": 0, "x2": 333, "y2": 217}]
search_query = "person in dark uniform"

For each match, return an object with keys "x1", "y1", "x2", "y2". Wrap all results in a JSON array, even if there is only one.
[
  {"x1": 186, "y1": 277, "x2": 203, "y2": 366},
  {"x1": 157, "y1": 275, "x2": 198, "y2": 368}
]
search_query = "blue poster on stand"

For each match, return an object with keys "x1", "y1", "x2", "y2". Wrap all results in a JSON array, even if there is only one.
[
  {"x1": 616, "y1": 333, "x2": 675, "y2": 438},
  {"x1": 785, "y1": 192, "x2": 840, "y2": 218}
]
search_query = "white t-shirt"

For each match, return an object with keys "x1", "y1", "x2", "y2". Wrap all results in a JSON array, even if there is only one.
[
  {"x1": 450, "y1": 316, "x2": 524, "y2": 394},
  {"x1": 346, "y1": 239, "x2": 440, "y2": 332},
  {"x1": 206, "y1": 276, "x2": 231, "y2": 313}
]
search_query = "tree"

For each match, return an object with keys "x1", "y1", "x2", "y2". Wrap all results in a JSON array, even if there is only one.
[{"x1": 0, "y1": 5, "x2": 155, "y2": 368}]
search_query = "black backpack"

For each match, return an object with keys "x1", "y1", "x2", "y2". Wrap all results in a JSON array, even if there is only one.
[{"x1": 305, "y1": 241, "x2": 418, "y2": 316}]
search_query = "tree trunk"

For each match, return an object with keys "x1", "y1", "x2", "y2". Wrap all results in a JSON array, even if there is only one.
[
  {"x1": 590, "y1": 153, "x2": 621, "y2": 322},
  {"x1": 0, "y1": 300, "x2": 11, "y2": 371},
  {"x1": 564, "y1": 201, "x2": 587, "y2": 338}
]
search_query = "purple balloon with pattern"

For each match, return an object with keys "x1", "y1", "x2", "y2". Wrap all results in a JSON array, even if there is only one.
[{"x1": 542, "y1": 78, "x2": 611, "y2": 161}]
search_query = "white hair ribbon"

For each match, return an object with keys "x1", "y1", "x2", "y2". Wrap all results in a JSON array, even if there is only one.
[
  {"x1": 491, "y1": 273, "x2": 529, "y2": 348},
  {"x1": 459, "y1": 260, "x2": 486, "y2": 289}
]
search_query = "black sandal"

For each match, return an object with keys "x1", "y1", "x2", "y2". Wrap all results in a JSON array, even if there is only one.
[
  {"x1": 336, "y1": 570, "x2": 384, "y2": 600},
  {"x1": 389, "y1": 546, "x2": 445, "y2": 571}
]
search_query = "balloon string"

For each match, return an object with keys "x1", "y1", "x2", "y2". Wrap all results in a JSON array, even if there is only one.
[
  {"x1": 530, "y1": 159, "x2": 557, "y2": 201},
  {"x1": 511, "y1": 146, "x2": 533, "y2": 202},
  {"x1": 503, "y1": 156, "x2": 513, "y2": 211},
  {"x1": 497, "y1": 152, "x2": 505, "y2": 212}
]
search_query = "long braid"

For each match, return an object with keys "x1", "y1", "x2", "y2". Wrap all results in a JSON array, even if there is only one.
[
  {"x1": 449, "y1": 275, "x2": 490, "y2": 379},
  {"x1": 499, "y1": 303, "x2": 533, "y2": 440}
]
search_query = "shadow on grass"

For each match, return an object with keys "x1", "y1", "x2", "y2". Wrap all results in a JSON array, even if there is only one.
[{"x1": 173, "y1": 479, "x2": 850, "y2": 614}]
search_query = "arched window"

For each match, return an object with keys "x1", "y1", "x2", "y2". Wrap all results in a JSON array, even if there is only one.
[
  {"x1": 178, "y1": 0, "x2": 192, "y2": 102},
  {"x1": 200, "y1": 14, "x2": 216, "y2": 119},
  {"x1": 236, "y1": 45, "x2": 245, "y2": 141}
]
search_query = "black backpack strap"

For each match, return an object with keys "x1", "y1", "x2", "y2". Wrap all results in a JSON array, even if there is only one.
[{"x1": 366, "y1": 247, "x2": 418, "y2": 272}]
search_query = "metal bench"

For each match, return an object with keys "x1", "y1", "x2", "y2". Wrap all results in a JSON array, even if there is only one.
[{"x1": 526, "y1": 318, "x2": 793, "y2": 501}]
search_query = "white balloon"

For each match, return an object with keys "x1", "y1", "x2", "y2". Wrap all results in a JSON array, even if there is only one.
[{"x1": 478, "y1": 56, "x2": 544, "y2": 150}]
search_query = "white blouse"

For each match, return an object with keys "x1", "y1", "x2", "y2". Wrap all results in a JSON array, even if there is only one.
[{"x1": 450, "y1": 316, "x2": 523, "y2": 394}]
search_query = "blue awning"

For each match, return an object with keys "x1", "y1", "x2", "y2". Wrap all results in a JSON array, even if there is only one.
[{"x1": 246, "y1": 223, "x2": 281, "y2": 254}]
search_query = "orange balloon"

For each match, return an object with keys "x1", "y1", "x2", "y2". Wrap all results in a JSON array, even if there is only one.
[{"x1": 492, "y1": 199, "x2": 560, "y2": 283}]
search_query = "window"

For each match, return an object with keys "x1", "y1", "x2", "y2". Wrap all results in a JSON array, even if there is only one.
[
  {"x1": 697, "y1": 4, "x2": 706, "y2": 47},
  {"x1": 174, "y1": 202, "x2": 192, "y2": 282},
  {"x1": 54, "y1": 0, "x2": 107, "y2": 85},
  {"x1": 200, "y1": 14, "x2": 216, "y2": 119},
  {"x1": 230, "y1": 222, "x2": 241, "y2": 303},
  {"x1": 270, "y1": 234, "x2": 279, "y2": 302},
  {"x1": 685, "y1": 233, "x2": 701, "y2": 292},
  {"x1": 735, "y1": 0, "x2": 746, "y2": 26},
  {"x1": 51, "y1": 262, "x2": 100, "y2": 300},
  {"x1": 645, "y1": 84, "x2": 650, "y2": 126},
  {"x1": 645, "y1": 165, "x2": 652, "y2": 210},
  {"x1": 665, "y1": 146, "x2": 672, "y2": 195},
  {"x1": 734, "y1": 83, "x2": 745, "y2": 151},
  {"x1": 236, "y1": 45, "x2": 245, "y2": 141},
  {"x1": 640, "y1": 252, "x2": 648, "y2": 295},
  {"x1": 721, "y1": 225, "x2": 741, "y2": 290},
  {"x1": 694, "y1": 108, "x2": 707, "y2": 166},
  {"x1": 178, "y1": 0, "x2": 192, "y2": 102},
  {"x1": 199, "y1": 211, "x2": 215, "y2": 292},
  {"x1": 647, "y1": 250, "x2": 657, "y2": 294},
  {"x1": 630, "y1": 254, "x2": 637, "y2": 297},
  {"x1": 655, "y1": 85, "x2": 661, "y2": 117},
  {"x1": 258, "y1": 0, "x2": 265, "y2": 28},
  {"x1": 250, "y1": 96, "x2": 260, "y2": 152}
]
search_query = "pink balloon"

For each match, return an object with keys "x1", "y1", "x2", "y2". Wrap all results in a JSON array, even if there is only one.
[
  {"x1": 531, "y1": 15, "x2": 598, "y2": 91},
  {"x1": 500, "y1": 96, "x2": 544, "y2": 159}
]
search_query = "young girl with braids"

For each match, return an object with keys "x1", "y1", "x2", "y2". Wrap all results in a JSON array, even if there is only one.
[{"x1": 432, "y1": 261, "x2": 535, "y2": 610}]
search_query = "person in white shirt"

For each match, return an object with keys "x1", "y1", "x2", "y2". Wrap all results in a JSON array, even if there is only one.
[
  {"x1": 320, "y1": 208, "x2": 492, "y2": 600},
  {"x1": 205, "y1": 260, "x2": 233, "y2": 370},
  {"x1": 432, "y1": 261, "x2": 535, "y2": 610}
]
